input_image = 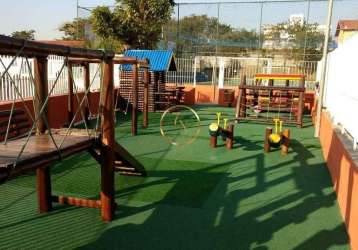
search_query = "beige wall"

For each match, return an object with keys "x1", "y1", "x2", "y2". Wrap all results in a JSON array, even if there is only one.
[{"x1": 337, "y1": 30, "x2": 358, "y2": 46}]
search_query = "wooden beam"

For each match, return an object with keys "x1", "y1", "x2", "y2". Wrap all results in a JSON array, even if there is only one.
[
  {"x1": 297, "y1": 76, "x2": 305, "y2": 128},
  {"x1": 83, "y1": 62, "x2": 90, "y2": 124},
  {"x1": 100, "y1": 57, "x2": 115, "y2": 222},
  {"x1": 210, "y1": 135, "x2": 217, "y2": 148},
  {"x1": 67, "y1": 62, "x2": 74, "y2": 125},
  {"x1": 264, "y1": 127, "x2": 272, "y2": 153},
  {"x1": 0, "y1": 35, "x2": 114, "y2": 59},
  {"x1": 281, "y1": 128, "x2": 290, "y2": 155},
  {"x1": 235, "y1": 75, "x2": 246, "y2": 121},
  {"x1": 51, "y1": 195, "x2": 101, "y2": 209},
  {"x1": 33, "y1": 56, "x2": 48, "y2": 134},
  {"x1": 226, "y1": 124, "x2": 234, "y2": 150},
  {"x1": 131, "y1": 63, "x2": 138, "y2": 136},
  {"x1": 37, "y1": 166, "x2": 52, "y2": 213},
  {"x1": 143, "y1": 59, "x2": 149, "y2": 128},
  {"x1": 238, "y1": 85, "x2": 305, "y2": 92}
]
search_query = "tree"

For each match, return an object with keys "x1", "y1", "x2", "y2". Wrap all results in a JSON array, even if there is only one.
[
  {"x1": 263, "y1": 20, "x2": 325, "y2": 60},
  {"x1": 163, "y1": 15, "x2": 259, "y2": 56},
  {"x1": 59, "y1": 18, "x2": 88, "y2": 40},
  {"x1": 11, "y1": 30, "x2": 36, "y2": 40},
  {"x1": 91, "y1": 0, "x2": 175, "y2": 49}
]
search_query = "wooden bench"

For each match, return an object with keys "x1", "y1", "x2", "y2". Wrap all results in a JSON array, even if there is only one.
[{"x1": 0, "y1": 109, "x2": 31, "y2": 142}]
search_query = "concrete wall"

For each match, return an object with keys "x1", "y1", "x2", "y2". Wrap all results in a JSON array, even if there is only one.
[
  {"x1": 176, "y1": 84, "x2": 315, "y2": 112},
  {"x1": 319, "y1": 111, "x2": 358, "y2": 250},
  {"x1": 0, "y1": 92, "x2": 101, "y2": 129}
]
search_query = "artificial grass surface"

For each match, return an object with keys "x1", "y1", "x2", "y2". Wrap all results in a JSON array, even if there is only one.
[{"x1": 0, "y1": 105, "x2": 350, "y2": 250}]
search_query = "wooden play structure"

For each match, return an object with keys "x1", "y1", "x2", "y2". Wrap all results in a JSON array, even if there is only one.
[
  {"x1": 69, "y1": 57, "x2": 150, "y2": 135},
  {"x1": 0, "y1": 35, "x2": 147, "y2": 221},
  {"x1": 118, "y1": 50, "x2": 180, "y2": 111},
  {"x1": 264, "y1": 118, "x2": 290, "y2": 155},
  {"x1": 209, "y1": 113, "x2": 234, "y2": 149},
  {"x1": 235, "y1": 74, "x2": 306, "y2": 127}
]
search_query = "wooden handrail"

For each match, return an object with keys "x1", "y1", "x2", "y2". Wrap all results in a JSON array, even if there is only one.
[{"x1": 0, "y1": 35, "x2": 114, "y2": 59}]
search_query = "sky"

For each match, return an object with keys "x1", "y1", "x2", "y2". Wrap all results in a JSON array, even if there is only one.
[{"x1": 0, "y1": 0, "x2": 357, "y2": 40}]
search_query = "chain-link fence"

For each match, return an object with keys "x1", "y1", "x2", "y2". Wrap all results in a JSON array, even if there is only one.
[{"x1": 76, "y1": 0, "x2": 358, "y2": 88}]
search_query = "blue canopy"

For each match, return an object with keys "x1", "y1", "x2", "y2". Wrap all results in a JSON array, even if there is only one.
[{"x1": 122, "y1": 50, "x2": 177, "y2": 72}]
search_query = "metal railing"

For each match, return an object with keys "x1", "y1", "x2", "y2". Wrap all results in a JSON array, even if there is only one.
[
  {"x1": 167, "y1": 56, "x2": 318, "y2": 91},
  {"x1": 0, "y1": 55, "x2": 122, "y2": 102}
]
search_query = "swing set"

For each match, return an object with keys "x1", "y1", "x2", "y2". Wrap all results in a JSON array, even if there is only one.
[
  {"x1": 0, "y1": 35, "x2": 147, "y2": 221},
  {"x1": 235, "y1": 73, "x2": 306, "y2": 128}
]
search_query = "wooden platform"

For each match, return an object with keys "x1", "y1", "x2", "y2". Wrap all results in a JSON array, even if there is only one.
[{"x1": 0, "y1": 129, "x2": 95, "y2": 171}]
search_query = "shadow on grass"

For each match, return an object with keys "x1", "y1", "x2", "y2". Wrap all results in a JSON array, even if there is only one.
[{"x1": 78, "y1": 138, "x2": 349, "y2": 250}]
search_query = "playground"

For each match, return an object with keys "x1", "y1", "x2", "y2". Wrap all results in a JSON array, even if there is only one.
[
  {"x1": 1, "y1": 0, "x2": 358, "y2": 247},
  {"x1": 0, "y1": 106, "x2": 350, "y2": 249}
]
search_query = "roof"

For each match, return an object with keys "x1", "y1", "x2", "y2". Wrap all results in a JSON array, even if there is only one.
[
  {"x1": 335, "y1": 20, "x2": 358, "y2": 36},
  {"x1": 123, "y1": 50, "x2": 176, "y2": 71}
]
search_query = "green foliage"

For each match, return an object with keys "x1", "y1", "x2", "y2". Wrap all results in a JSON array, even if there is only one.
[
  {"x1": 59, "y1": 18, "x2": 88, "y2": 40},
  {"x1": 264, "y1": 20, "x2": 325, "y2": 60},
  {"x1": 91, "y1": 0, "x2": 175, "y2": 49},
  {"x1": 11, "y1": 30, "x2": 36, "y2": 40},
  {"x1": 163, "y1": 15, "x2": 259, "y2": 56}
]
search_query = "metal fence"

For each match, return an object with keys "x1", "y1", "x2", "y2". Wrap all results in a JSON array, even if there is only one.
[
  {"x1": 0, "y1": 55, "x2": 120, "y2": 102},
  {"x1": 167, "y1": 56, "x2": 317, "y2": 90}
]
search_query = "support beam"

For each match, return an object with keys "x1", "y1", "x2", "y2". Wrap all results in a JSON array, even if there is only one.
[
  {"x1": 210, "y1": 135, "x2": 217, "y2": 148},
  {"x1": 51, "y1": 195, "x2": 101, "y2": 209},
  {"x1": 131, "y1": 63, "x2": 138, "y2": 135},
  {"x1": 264, "y1": 127, "x2": 272, "y2": 153},
  {"x1": 315, "y1": 0, "x2": 334, "y2": 137},
  {"x1": 83, "y1": 62, "x2": 91, "y2": 124},
  {"x1": 37, "y1": 166, "x2": 52, "y2": 213},
  {"x1": 226, "y1": 124, "x2": 234, "y2": 149},
  {"x1": 143, "y1": 60, "x2": 149, "y2": 128},
  {"x1": 281, "y1": 128, "x2": 290, "y2": 155},
  {"x1": 67, "y1": 62, "x2": 74, "y2": 125},
  {"x1": 297, "y1": 76, "x2": 305, "y2": 128},
  {"x1": 100, "y1": 57, "x2": 115, "y2": 222},
  {"x1": 235, "y1": 75, "x2": 246, "y2": 120},
  {"x1": 33, "y1": 56, "x2": 48, "y2": 134}
]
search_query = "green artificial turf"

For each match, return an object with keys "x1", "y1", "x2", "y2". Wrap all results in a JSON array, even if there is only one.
[{"x1": 0, "y1": 105, "x2": 350, "y2": 250}]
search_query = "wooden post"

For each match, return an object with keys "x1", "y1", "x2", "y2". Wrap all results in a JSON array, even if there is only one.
[
  {"x1": 264, "y1": 127, "x2": 272, "y2": 153},
  {"x1": 281, "y1": 128, "x2": 290, "y2": 155},
  {"x1": 67, "y1": 62, "x2": 74, "y2": 125},
  {"x1": 33, "y1": 56, "x2": 48, "y2": 134},
  {"x1": 297, "y1": 76, "x2": 305, "y2": 128},
  {"x1": 210, "y1": 135, "x2": 217, "y2": 148},
  {"x1": 268, "y1": 79, "x2": 273, "y2": 86},
  {"x1": 34, "y1": 56, "x2": 52, "y2": 213},
  {"x1": 235, "y1": 75, "x2": 246, "y2": 121},
  {"x1": 37, "y1": 166, "x2": 52, "y2": 213},
  {"x1": 83, "y1": 62, "x2": 91, "y2": 124},
  {"x1": 132, "y1": 63, "x2": 138, "y2": 135},
  {"x1": 143, "y1": 60, "x2": 149, "y2": 128},
  {"x1": 100, "y1": 57, "x2": 115, "y2": 222},
  {"x1": 226, "y1": 124, "x2": 234, "y2": 150}
]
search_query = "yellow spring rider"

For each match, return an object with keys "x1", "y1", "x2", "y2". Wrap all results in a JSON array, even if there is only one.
[
  {"x1": 264, "y1": 118, "x2": 290, "y2": 155},
  {"x1": 209, "y1": 112, "x2": 234, "y2": 149}
]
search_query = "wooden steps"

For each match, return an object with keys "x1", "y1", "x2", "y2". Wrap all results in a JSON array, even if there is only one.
[{"x1": 89, "y1": 142, "x2": 146, "y2": 177}]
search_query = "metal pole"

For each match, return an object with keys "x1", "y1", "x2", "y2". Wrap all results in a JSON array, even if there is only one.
[
  {"x1": 76, "y1": 0, "x2": 79, "y2": 40},
  {"x1": 176, "y1": 3, "x2": 180, "y2": 54},
  {"x1": 303, "y1": 0, "x2": 311, "y2": 61},
  {"x1": 216, "y1": 3, "x2": 220, "y2": 56},
  {"x1": 314, "y1": 0, "x2": 334, "y2": 137}
]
